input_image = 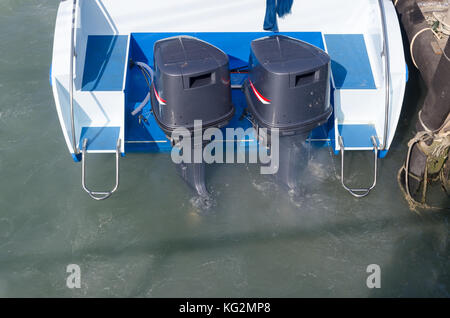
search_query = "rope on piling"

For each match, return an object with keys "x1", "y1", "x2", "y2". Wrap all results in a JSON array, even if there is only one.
[
  {"x1": 410, "y1": 27, "x2": 450, "y2": 68},
  {"x1": 398, "y1": 111, "x2": 450, "y2": 212},
  {"x1": 408, "y1": 5, "x2": 450, "y2": 69}
]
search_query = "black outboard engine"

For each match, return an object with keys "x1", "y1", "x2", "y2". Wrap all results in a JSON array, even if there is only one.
[
  {"x1": 243, "y1": 35, "x2": 332, "y2": 192},
  {"x1": 151, "y1": 36, "x2": 235, "y2": 198}
]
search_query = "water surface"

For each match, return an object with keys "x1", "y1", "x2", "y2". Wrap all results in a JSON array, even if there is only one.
[{"x1": 0, "y1": 0, "x2": 448, "y2": 297}]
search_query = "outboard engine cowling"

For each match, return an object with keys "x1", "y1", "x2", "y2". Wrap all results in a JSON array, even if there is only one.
[
  {"x1": 244, "y1": 35, "x2": 332, "y2": 136},
  {"x1": 151, "y1": 36, "x2": 235, "y2": 137},
  {"x1": 244, "y1": 35, "x2": 332, "y2": 193}
]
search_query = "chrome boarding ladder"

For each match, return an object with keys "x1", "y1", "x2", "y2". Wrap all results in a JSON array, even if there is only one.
[
  {"x1": 338, "y1": 135, "x2": 378, "y2": 198},
  {"x1": 337, "y1": 0, "x2": 390, "y2": 198},
  {"x1": 67, "y1": 1, "x2": 121, "y2": 200},
  {"x1": 81, "y1": 138, "x2": 121, "y2": 201}
]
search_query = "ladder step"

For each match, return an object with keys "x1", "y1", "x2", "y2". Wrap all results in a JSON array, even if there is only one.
[
  {"x1": 338, "y1": 135, "x2": 378, "y2": 198},
  {"x1": 81, "y1": 138, "x2": 121, "y2": 201}
]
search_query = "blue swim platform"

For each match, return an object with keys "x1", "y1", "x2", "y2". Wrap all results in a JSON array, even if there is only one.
[
  {"x1": 324, "y1": 34, "x2": 376, "y2": 89},
  {"x1": 124, "y1": 31, "x2": 330, "y2": 153},
  {"x1": 338, "y1": 124, "x2": 377, "y2": 148},
  {"x1": 82, "y1": 35, "x2": 128, "y2": 91},
  {"x1": 79, "y1": 126, "x2": 120, "y2": 151}
]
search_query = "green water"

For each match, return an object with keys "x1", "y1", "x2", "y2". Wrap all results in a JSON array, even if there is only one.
[{"x1": 0, "y1": 0, "x2": 448, "y2": 297}]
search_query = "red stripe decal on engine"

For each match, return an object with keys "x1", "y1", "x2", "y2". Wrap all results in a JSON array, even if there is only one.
[
  {"x1": 154, "y1": 86, "x2": 167, "y2": 105},
  {"x1": 249, "y1": 80, "x2": 271, "y2": 105}
]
